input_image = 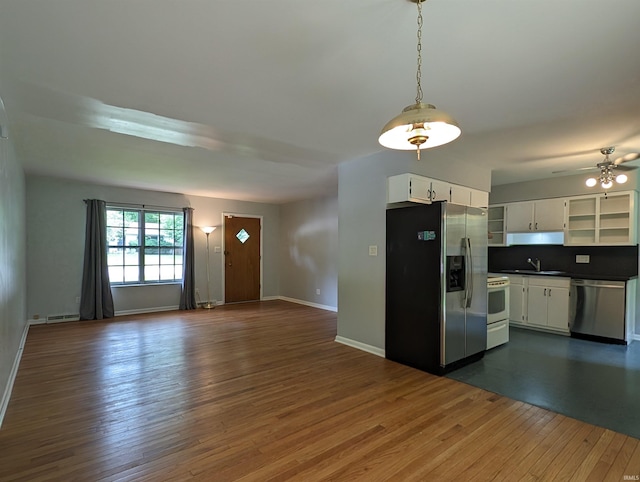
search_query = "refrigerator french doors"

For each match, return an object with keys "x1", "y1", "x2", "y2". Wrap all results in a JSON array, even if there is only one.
[{"x1": 385, "y1": 202, "x2": 488, "y2": 375}]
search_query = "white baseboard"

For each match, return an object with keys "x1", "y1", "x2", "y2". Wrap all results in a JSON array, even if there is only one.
[
  {"x1": 335, "y1": 336, "x2": 385, "y2": 358},
  {"x1": 278, "y1": 296, "x2": 337, "y2": 313},
  {"x1": 633, "y1": 334, "x2": 640, "y2": 342},
  {"x1": 0, "y1": 321, "x2": 30, "y2": 428}
]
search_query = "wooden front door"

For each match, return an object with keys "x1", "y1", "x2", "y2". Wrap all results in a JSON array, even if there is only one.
[{"x1": 224, "y1": 215, "x2": 261, "y2": 303}]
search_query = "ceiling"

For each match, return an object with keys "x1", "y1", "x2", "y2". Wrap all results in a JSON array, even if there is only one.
[{"x1": 1, "y1": 0, "x2": 639, "y2": 204}]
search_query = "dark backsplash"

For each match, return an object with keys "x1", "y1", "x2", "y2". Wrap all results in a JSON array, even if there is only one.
[{"x1": 488, "y1": 245, "x2": 639, "y2": 278}]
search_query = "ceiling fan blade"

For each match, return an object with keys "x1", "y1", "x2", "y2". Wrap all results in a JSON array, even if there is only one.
[
  {"x1": 613, "y1": 152, "x2": 640, "y2": 164},
  {"x1": 614, "y1": 164, "x2": 636, "y2": 171},
  {"x1": 552, "y1": 166, "x2": 597, "y2": 174}
]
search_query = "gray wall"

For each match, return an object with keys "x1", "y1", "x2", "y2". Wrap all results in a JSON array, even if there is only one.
[
  {"x1": 280, "y1": 196, "x2": 338, "y2": 309},
  {"x1": 0, "y1": 96, "x2": 27, "y2": 415},
  {"x1": 337, "y1": 149, "x2": 492, "y2": 351},
  {"x1": 26, "y1": 175, "x2": 280, "y2": 319}
]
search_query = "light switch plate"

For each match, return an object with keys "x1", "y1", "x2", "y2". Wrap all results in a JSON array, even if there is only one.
[
  {"x1": 214, "y1": 246, "x2": 221, "y2": 253},
  {"x1": 369, "y1": 245, "x2": 378, "y2": 256},
  {"x1": 576, "y1": 254, "x2": 590, "y2": 264}
]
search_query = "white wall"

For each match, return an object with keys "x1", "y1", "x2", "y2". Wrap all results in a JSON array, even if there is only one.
[
  {"x1": 0, "y1": 96, "x2": 27, "y2": 422},
  {"x1": 280, "y1": 196, "x2": 338, "y2": 310},
  {"x1": 337, "y1": 149, "x2": 492, "y2": 352},
  {"x1": 26, "y1": 175, "x2": 280, "y2": 319}
]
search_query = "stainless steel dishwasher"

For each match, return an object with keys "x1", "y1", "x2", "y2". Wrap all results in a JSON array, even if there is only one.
[{"x1": 569, "y1": 279, "x2": 626, "y2": 342}]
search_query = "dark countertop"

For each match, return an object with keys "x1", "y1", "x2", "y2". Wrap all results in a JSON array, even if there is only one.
[{"x1": 497, "y1": 270, "x2": 637, "y2": 282}]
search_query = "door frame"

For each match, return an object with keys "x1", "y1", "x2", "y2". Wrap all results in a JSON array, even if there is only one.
[{"x1": 221, "y1": 212, "x2": 264, "y2": 303}]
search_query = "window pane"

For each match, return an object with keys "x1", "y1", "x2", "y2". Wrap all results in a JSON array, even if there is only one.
[
  {"x1": 144, "y1": 265, "x2": 160, "y2": 281},
  {"x1": 145, "y1": 212, "x2": 159, "y2": 228},
  {"x1": 175, "y1": 248, "x2": 183, "y2": 265},
  {"x1": 107, "y1": 210, "x2": 123, "y2": 227},
  {"x1": 125, "y1": 228, "x2": 140, "y2": 246},
  {"x1": 124, "y1": 211, "x2": 139, "y2": 227},
  {"x1": 160, "y1": 265, "x2": 175, "y2": 280},
  {"x1": 175, "y1": 265, "x2": 182, "y2": 279},
  {"x1": 145, "y1": 228, "x2": 159, "y2": 247},
  {"x1": 108, "y1": 266, "x2": 124, "y2": 283},
  {"x1": 107, "y1": 247, "x2": 124, "y2": 266},
  {"x1": 124, "y1": 265, "x2": 140, "y2": 283},
  {"x1": 124, "y1": 247, "x2": 139, "y2": 265},
  {"x1": 159, "y1": 229, "x2": 174, "y2": 246},
  {"x1": 107, "y1": 227, "x2": 124, "y2": 246},
  {"x1": 145, "y1": 252, "x2": 159, "y2": 265},
  {"x1": 160, "y1": 213, "x2": 174, "y2": 229},
  {"x1": 175, "y1": 215, "x2": 184, "y2": 230}
]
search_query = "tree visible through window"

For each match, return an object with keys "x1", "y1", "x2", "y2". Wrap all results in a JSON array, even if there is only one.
[{"x1": 106, "y1": 208, "x2": 184, "y2": 284}]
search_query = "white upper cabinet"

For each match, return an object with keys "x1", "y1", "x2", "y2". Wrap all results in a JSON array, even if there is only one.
[
  {"x1": 469, "y1": 188, "x2": 489, "y2": 208},
  {"x1": 505, "y1": 198, "x2": 565, "y2": 232},
  {"x1": 387, "y1": 174, "x2": 431, "y2": 204},
  {"x1": 565, "y1": 191, "x2": 637, "y2": 245},
  {"x1": 429, "y1": 179, "x2": 451, "y2": 203},
  {"x1": 450, "y1": 184, "x2": 471, "y2": 205},
  {"x1": 387, "y1": 173, "x2": 488, "y2": 208}
]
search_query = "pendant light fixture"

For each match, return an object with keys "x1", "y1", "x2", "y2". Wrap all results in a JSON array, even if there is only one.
[{"x1": 379, "y1": 0, "x2": 461, "y2": 160}]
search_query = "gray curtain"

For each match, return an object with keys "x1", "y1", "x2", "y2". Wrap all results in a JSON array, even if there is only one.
[
  {"x1": 179, "y1": 207, "x2": 197, "y2": 309},
  {"x1": 79, "y1": 199, "x2": 115, "y2": 320}
]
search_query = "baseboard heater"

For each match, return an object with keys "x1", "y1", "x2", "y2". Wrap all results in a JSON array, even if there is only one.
[{"x1": 46, "y1": 314, "x2": 80, "y2": 323}]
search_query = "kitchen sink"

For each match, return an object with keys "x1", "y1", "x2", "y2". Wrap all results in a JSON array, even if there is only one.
[{"x1": 502, "y1": 269, "x2": 566, "y2": 275}]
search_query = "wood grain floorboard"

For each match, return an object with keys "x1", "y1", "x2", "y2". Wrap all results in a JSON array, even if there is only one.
[{"x1": 0, "y1": 300, "x2": 638, "y2": 481}]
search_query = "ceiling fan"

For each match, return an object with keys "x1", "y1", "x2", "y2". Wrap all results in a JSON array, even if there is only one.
[{"x1": 553, "y1": 147, "x2": 640, "y2": 189}]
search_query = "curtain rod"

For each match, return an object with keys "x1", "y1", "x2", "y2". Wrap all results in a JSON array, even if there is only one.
[{"x1": 83, "y1": 199, "x2": 191, "y2": 211}]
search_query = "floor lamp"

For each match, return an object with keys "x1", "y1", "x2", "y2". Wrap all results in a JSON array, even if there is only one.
[{"x1": 200, "y1": 226, "x2": 216, "y2": 309}]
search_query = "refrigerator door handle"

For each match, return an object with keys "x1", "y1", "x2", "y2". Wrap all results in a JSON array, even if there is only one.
[{"x1": 466, "y1": 237, "x2": 473, "y2": 308}]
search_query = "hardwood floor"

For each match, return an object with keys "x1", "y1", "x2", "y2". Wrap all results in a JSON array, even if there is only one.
[{"x1": 1, "y1": 300, "x2": 638, "y2": 481}]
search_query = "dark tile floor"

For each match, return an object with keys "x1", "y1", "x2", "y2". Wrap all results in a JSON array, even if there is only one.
[{"x1": 447, "y1": 326, "x2": 640, "y2": 439}]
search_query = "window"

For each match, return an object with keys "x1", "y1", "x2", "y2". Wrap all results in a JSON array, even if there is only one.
[{"x1": 106, "y1": 208, "x2": 184, "y2": 284}]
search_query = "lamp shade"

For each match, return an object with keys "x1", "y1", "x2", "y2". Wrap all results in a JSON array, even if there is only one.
[
  {"x1": 201, "y1": 226, "x2": 216, "y2": 234},
  {"x1": 379, "y1": 103, "x2": 461, "y2": 150}
]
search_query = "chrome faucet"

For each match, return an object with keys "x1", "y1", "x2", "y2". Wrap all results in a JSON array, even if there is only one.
[{"x1": 527, "y1": 257, "x2": 541, "y2": 272}]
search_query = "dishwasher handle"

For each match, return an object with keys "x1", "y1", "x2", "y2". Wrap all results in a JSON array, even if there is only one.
[{"x1": 571, "y1": 279, "x2": 625, "y2": 289}]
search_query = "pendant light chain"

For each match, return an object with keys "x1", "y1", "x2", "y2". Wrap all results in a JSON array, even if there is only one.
[{"x1": 415, "y1": 0, "x2": 424, "y2": 105}]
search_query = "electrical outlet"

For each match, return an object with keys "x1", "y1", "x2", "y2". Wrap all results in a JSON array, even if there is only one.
[
  {"x1": 369, "y1": 245, "x2": 378, "y2": 256},
  {"x1": 195, "y1": 288, "x2": 200, "y2": 294},
  {"x1": 316, "y1": 289, "x2": 321, "y2": 295},
  {"x1": 576, "y1": 255, "x2": 590, "y2": 264},
  {"x1": 214, "y1": 246, "x2": 221, "y2": 253},
  {"x1": 75, "y1": 296, "x2": 81, "y2": 304}
]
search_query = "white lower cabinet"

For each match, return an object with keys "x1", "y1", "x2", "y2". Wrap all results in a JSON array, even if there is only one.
[
  {"x1": 508, "y1": 275, "x2": 527, "y2": 325},
  {"x1": 508, "y1": 275, "x2": 570, "y2": 334}
]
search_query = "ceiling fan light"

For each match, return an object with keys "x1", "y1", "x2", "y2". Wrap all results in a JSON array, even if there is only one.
[
  {"x1": 379, "y1": 103, "x2": 461, "y2": 150},
  {"x1": 585, "y1": 177, "x2": 597, "y2": 187},
  {"x1": 601, "y1": 180, "x2": 613, "y2": 189},
  {"x1": 616, "y1": 173, "x2": 628, "y2": 184}
]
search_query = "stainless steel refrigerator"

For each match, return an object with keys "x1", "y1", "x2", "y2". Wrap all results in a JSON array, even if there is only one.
[{"x1": 386, "y1": 202, "x2": 488, "y2": 375}]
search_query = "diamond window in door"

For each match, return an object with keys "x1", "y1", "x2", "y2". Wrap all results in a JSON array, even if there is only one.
[{"x1": 236, "y1": 228, "x2": 250, "y2": 244}]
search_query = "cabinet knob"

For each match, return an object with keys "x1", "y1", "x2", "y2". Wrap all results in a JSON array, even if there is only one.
[
  {"x1": 529, "y1": 222, "x2": 532, "y2": 230},
  {"x1": 535, "y1": 222, "x2": 538, "y2": 230}
]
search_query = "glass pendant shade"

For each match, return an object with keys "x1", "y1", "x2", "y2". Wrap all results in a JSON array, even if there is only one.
[
  {"x1": 379, "y1": 103, "x2": 461, "y2": 150},
  {"x1": 585, "y1": 178, "x2": 597, "y2": 187},
  {"x1": 616, "y1": 173, "x2": 628, "y2": 184},
  {"x1": 601, "y1": 181, "x2": 613, "y2": 189}
]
